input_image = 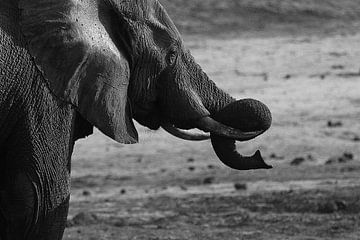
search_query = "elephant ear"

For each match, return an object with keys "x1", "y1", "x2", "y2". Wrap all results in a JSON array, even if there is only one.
[{"x1": 19, "y1": 0, "x2": 138, "y2": 143}]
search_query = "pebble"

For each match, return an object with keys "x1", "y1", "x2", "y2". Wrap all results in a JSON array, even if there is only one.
[
  {"x1": 203, "y1": 177, "x2": 214, "y2": 184},
  {"x1": 234, "y1": 183, "x2": 247, "y2": 190},
  {"x1": 290, "y1": 157, "x2": 305, "y2": 166}
]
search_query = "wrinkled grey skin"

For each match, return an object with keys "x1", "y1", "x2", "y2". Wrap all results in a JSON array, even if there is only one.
[{"x1": 0, "y1": 0, "x2": 271, "y2": 239}]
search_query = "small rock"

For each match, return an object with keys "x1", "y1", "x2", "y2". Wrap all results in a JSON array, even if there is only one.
[
  {"x1": 317, "y1": 201, "x2": 338, "y2": 214},
  {"x1": 262, "y1": 73, "x2": 268, "y2": 81},
  {"x1": 283, "y1": 74, "x2": 292, "y2": 80},
  {"x1": 343, "y1": 152, "x2": 353, "y2": 160},
  {"x1": 337, "y1": 71, "x2": 360, "y2": 78},
  {"x1": 203, "y1": 177, "x2": 214, "y2": 185},
  {"x1": 269, "y1": 153, "x2": 277, "y2": 158},
  {"x1": 309, "y1": 72, "x2": 330, "y2": 79},
  {"x1": 325, "y1": 157, "x2": 337, "y2": 165},
  {"x1": 188, "y1": 166, "x2": 195, "y2": 171},
  {"x1": 180, "y1": 185, "x2": 188, "y2": 191},
  {"x1": 120, "y1": 189, "x2": 126, "y2": 194},
  {"x1": 329, "y1": 52, "x2": 347, "y2": 57},
  {"x1": 113, "y1": 219, "x2": 126, "y2": 227},
  {"x1": 82, "y1": 190, "x2": 91, "y2": 196},
  {"x1": 327, "y1": 120, "x2": 343, "y2": 128},
  {"x1": 67, "y1": 212, "x2": 99, "y2": 227},
  {"x1": 234, "y1": 183, "x2": 247, "y2": 190},
  {"x1": 335, "y1": 200, "x2": 347, "y2": 210},
  {"x1": 353, "y1": 136, "x2": 360, "y2": 142},
  {"x1": 269, "y1": 153, "x2": 285, "y2": 160},
  {"x1": 290, "y1": 157, "x2": 305, "y2": 166},
  {"x1": 207, "y1": 164, "x2": 215, "y2": 169},
  {"x1": 319, "y1": 74, "x2": 326, "y2": 80},
  {"x1": 187, "y1": 158, "x2": 195, "y2": 163},
  {"x1": 340, "y1": 166, "x2": 357, "y2": 172},
  {"x1": 307, "y1": 154, "x2": 315, "y2": 161},
  {"x1": 325, "y1": 152, "x2": 354, "y2": 165},
  {"x1": 331, "y1": 65, "x2": 345, "y2": 70}
]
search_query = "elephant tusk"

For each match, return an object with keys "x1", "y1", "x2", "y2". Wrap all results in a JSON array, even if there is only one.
[
  {"x1": 196, "y1": 116, "x2": 265, "y2": 141},
  {"x1": 161, "y1": 123, "x2": 210, "y2": 141}
]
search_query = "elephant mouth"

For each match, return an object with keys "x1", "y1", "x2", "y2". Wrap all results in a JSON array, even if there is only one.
[{"x1": 161, "y1": 116, "x2": 264, "y2": 142}]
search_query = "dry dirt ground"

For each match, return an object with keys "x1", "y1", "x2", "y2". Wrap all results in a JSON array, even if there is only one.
[{"x1": 64, "y1": 1, "x2": 360, "y2": 239}]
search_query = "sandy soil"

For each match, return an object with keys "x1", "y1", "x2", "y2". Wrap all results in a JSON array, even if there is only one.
[{"x1": 63, "y1": 1, "x2": 360, "y2": 239}]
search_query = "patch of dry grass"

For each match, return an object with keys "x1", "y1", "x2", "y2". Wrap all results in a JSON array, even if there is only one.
[{"x1": 160, "y1": 0, "x2": 360, "y2": 36}]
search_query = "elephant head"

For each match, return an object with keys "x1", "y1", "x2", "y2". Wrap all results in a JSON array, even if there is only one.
[{"x1": 19, "y1": 0, "x2": 272, "y2": 170}]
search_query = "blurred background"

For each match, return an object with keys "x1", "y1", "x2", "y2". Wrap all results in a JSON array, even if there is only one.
[{"x1": 65, "y1": 0, "x2": 360, "y2": 239}]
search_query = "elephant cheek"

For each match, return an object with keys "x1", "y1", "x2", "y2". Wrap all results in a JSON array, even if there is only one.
[{"x1": 159, "y1": 87, "x2": 210, "y2": 128}]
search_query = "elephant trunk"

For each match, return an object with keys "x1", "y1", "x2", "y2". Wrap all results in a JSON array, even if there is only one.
[
  {"x1": 160, "y1": 59, "x2": 272, "y2": 170},
  {"x1": 211, "y1": 137, "x2": 271, "y2": 170},
  {"x1": 185, "y1": 69, "x2": 272, "y2": 170},
  {"x1": 208, "y1": 98, "x2": 272, "y2": 170}
]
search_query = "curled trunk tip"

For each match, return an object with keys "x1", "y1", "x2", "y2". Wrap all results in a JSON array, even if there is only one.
[{"x1": 211, "y1": 134, "x2": 272, "y2": 170}]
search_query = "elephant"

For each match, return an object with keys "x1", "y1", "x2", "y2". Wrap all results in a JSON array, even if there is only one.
[{"x1": 0, "y1": 0, "x2": 272, "y2": 239}]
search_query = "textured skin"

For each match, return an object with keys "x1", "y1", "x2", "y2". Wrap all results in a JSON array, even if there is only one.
[
  {"x1": 0, "y1": 3, "x2": 87, "y2": 240},
  {"x1": 212, "y1": 98, "x2": 272, "y2": 132},
  {"x1": 19, "y1": 0, "x2": 237, "y2": 132},
  {"x1": 0, "y1": 1, "x2": 271, "y2": 239},
  {"x1": 0, "y1": 2, "x2": 223, "y2": 239},
  {"x1": 20, "y1": 0, "x2": 138, "y2": 144}
]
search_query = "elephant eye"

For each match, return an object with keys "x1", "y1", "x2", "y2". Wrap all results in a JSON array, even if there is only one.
[{"x1": 166, "y1": 49, "x2": 177, "y2": 65}]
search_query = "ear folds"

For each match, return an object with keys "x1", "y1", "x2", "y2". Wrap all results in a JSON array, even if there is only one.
[{"x1": 19, "y1": 0, "x2": 138, "y2": 143}]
